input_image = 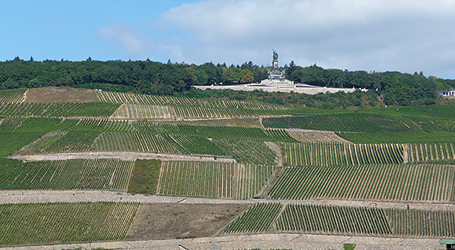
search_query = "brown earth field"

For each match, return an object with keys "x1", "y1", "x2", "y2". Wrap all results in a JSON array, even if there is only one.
[
  {"x1": 126, "y1": 203, "x2": 247, "y2": 240},
  {"x1": 286, "y1": 129, "x2": 353, "y2": 143},
  {"x1": 24, "y1": 86, "x2": 100, "y2": 103}
]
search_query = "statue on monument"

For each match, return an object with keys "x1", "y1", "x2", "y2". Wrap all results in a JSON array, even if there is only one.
[
  {"x1": 260, "y1": 49, "x2": 294, "y2": 85},
  {"x1": 273, "y1": 49, "x2": 278, "y2": 61}
]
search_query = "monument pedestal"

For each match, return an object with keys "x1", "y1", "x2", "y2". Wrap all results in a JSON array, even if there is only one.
[{"x1": 261, "y1": 50, "x2": 295, "y2": 87}]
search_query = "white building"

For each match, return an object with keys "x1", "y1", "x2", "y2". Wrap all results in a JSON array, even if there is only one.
[{"x1": 437, "y1": 88, "x2": 455, "y2": 97}]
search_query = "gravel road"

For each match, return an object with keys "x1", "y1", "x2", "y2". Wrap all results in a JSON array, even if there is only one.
[
  {"x1": 9, "y1": 152, "x2": 236, "y2": 162},
  {"x1": 0, "y1": 233, "x2": 445, "y2": 250},
  {"x1": 1, "y1": 190, "x2": 454, "y2": 212}
]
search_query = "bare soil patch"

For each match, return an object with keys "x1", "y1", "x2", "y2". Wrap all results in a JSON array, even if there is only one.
[
  {"x1": 127, "y1": 203, "x2": 246, "y2": 240},
  {"x1": 287, "y1": 129, "x2": 353, "y2": 143},
  {"x1": 24, "y1": 87, "x2": 100, "y2": 103}
]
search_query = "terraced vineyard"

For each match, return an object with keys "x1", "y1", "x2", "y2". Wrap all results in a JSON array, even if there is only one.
[
  {"x1": 376, "y1": 104, "x2": 455, "y2": 120},
  {"x1": 178, "y1": 124, "x2": 270, "y2": 139},
  {"x1": 406, "y1": 116, "x2": 455, "y2": 132},
  {"x1": 212, "y1": 138, "x2": 278, "y2": 165},
  {"x1": 385, "y1": 208, "x2": 455, "y2": 237},
  {"x1": 166, "y1": 134, "x2": 228, "y2": 156},
  {"x1": 133, "y1": 122, "x2": 296, "y2": 142},
  {"x1": 0, "y1": 158, "x2": 134, "y2": 190},
  {"x1": 276, "y1": 204, "x2": 392, "y2": 236},
  {"x1": 284, "y1": 142, "x2": 404, "y2": 165},
  {"x1": 224, "y1": 203, "x2": 282, "y2": 233},
  {"x1": 97, "y1": 91, "x2": 286, "y2": 120},
  {"x1": 69, "y1": 118, "x2": 137, "y2": 132},
  {"x1": 268, "y1": 164, "x2": 455, "y2": 202},
  {"x1": 0, "y1": 102, "x2": 120, "y2": 117},
  {"x1": 16, "y1": 131, "x2": 101, "y2": 154},
  {"x1": 0, "y1": 131, "x2": 45, "y2": 157},
  {"x1": 15, "y1": 131, "x2": 100, "y2": 155},
  {"x1": 97, "y1": 91, "x2": 200, "y2": 106},
  {"x1": 285, "y1": 129, "x2": 352, "y2": 143},
  {"x1": 110, "y1": 104, "x2": 175, "y2": 119},
  {"x1": 0, "y1": 88, "x2": 27, "y2": 103},
  {"x1": 2, "y1": 87, "x2": 455, "y2": 246},
  {"x1": 173, "y1": 106, "x2": 266, "y2": 119},
  {"x1": 275, "y1": 204, "x2": 455, "y2": 238},
  {"x1": 157, "y1": 161, "x2": 277, "y2": 199},
  {"x1": 0, "y1": 117, "x2": 137, "y2": 133},
  {"x1": 0, "y1": 202, "x2": 139, "y2": 245},
  {"x1": 12, "y1": 117, "x2": 77, "y2": 132},
  {"x1": 92, "y1": 132, "x2": 179, "y2": 153},
  {"x1": 263, "y1": 113, "x2": 419, "y2": 133},
  {"x1": 132, "y1": 121, "x2": 181, "y2": 134},
  {"x1": 0, "y1": 117, "x2": 25, "y2": 131},
  {"x1": 407, "y1": 143, "x2": 455, "y2": 162},
  {"x1": 222, "y1": 203, "x2": 455, "y2": 238},
  {"x1": 97, "y1": 90, "x2": 289, "y2": 110},
  {"x1": 264, "y1": 129, "x2": 298, "y2": 142}
]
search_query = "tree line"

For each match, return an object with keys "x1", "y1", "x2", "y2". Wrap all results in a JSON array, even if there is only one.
[
  {"x1": 0, "y1": 57, "x2": 266, "y2": 95},
  {"x1": 1, "y1": 56, "x2": 453, "y2": 107}
]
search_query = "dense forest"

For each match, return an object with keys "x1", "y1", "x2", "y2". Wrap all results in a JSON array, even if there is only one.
[{"x1": 1, "y1": 56, "x2": 454, "y2": 108}]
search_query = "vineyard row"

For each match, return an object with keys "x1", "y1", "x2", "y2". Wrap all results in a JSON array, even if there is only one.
[
  {"x1": 97, "y1": 90, "x2": 289, "y2": 110},
  {"x1": 157, "y1": 161, "x2": 277, "y2": 199},
  {"x1": 268, "y1": 164, "x2": 455, "y2": 202},
  {"x1": 0, "y1": 88, "x2": 27, "y2": 103},
  {"x1": 0, "y1": 102, "x2": 120, "y2": 117},
  {"x1": 225, "y1": 203, "x2": 455, "y2": 238},
  {"x1": 284, "y1": 142, "x2": 403, "y2": 165},
  {"x1": 262, "y1": 113, "x2": 418, "y2": 133},
  {"x1": 0, "y1": 117, "x2": 295, "y2": 142},
  {"x1": 0, "y1": 202, "x2": 139, "y2": 245},
  {"x1": 0, "y1": 158, "x2": 134, "y2": 191},
  {"x1": 13, "y1": 130, "x2": 280, "y2": 165},
  {"x1": 285, "y1": 142, "x2": 455, "y2": 165}
]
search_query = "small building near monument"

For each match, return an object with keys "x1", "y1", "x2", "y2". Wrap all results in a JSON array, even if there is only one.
[{"x1": 437, "y1": 88, "x2": 455, "y2": 97}]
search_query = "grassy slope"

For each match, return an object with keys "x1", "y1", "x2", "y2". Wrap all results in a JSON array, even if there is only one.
[{"x1": 127, "y1": 159, "x2": 161, "y2": 195}]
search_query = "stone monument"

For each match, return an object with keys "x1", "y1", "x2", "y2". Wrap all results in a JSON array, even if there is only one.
[
  {"x1": 260, "y1": 50, "x2": 294, "y2": 86},
  {"x1": 194, "y1": 49, "x2": 361, "y2": 94}
]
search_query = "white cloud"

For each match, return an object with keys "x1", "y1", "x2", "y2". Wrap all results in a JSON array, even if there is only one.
[
  {"x1": 160, "y1": 0, "x2": 455, "y2": 78},
  {"x1": 99, "y1": 23, "x2": 155, "y2": 59}
]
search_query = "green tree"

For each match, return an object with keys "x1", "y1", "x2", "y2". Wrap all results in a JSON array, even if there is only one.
[
  {"x1": 223, "y1": 67, "x2": 240, "y2": 84},
  {"x1": 240, "y1": 69, "x2": 254, "y2": 83},
  {"x1": 290, "y1": 70, "x2": 304, "y2": 83},
  {"x1": 28, "y1": 78, "x2": 40, "y2": 88}
]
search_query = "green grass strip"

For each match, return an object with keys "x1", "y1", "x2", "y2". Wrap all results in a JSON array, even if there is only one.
[{"x1": 128, "y1": 159, "x2": 161, "y2": 195}]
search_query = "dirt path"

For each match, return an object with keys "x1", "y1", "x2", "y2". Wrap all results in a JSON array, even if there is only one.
[
  {"x1": 0, "y1": 233, "x2": 444, "y2": 250},
  {"x1": 9, "y1": 152, "x2": 236, "y2": 163},
  {"x1": 1, "y1": 190, "x2": 454, "y2": 212},
  {"x1": 21, "y1": 88, "x2": 28, "y2": 103},
  {"x1": 258, "y1": 116, "x2": 266, "y2": 130}
]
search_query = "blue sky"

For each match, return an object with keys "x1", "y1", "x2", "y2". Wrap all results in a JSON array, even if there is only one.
[
  {"x1": 1, "y1": 0, "x2": 455, "y2": 79},
  {"x1": 0, "y1": 1, "x2": 196, "y2": 61}
]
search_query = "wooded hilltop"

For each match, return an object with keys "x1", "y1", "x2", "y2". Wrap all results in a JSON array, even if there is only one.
[{"x1": 1, "y1": 57, "x2": 454, "y2": 108}]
